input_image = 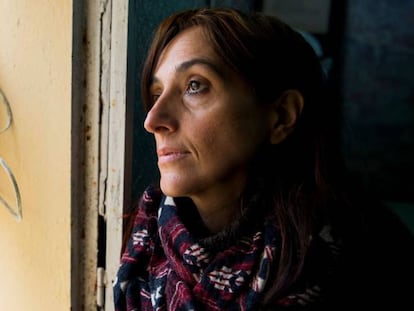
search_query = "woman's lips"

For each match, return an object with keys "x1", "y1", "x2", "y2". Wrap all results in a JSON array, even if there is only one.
[{"x1": 157, "y1": 148, "x2": 190, "y2": 164}]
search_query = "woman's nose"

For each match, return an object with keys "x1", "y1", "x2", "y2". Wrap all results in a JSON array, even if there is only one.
[{"x1": 143, "y1": 94, "x2": 178, "y2": 134}]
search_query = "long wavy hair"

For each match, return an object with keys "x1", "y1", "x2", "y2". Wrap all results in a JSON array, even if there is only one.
[{"x1": 140, "y1": 7, "x2": 347, "y2": 299}]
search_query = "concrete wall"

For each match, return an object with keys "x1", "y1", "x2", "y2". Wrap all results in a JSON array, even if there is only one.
[{"x1": 0, "y1": 0, "x2": 72, "y2": 309}]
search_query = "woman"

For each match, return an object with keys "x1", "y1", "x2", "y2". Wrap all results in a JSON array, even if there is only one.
[{"x1": 114, "y1": 8, "x2": 414, "y2": 310}]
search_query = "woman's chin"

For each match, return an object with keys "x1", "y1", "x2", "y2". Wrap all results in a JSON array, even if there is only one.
[{"x1": 160, "y1": 176, "x2": 192, "y2": 198}]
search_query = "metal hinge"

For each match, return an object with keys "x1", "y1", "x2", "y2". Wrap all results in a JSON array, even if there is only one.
[{"x1": 97, "y1": 267, "x2": 106, "y2": 309}]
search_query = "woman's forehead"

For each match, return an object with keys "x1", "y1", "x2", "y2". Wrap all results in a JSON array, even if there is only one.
[{"x1": 155, "y1": 27, "x2": 221, "y2": 73}]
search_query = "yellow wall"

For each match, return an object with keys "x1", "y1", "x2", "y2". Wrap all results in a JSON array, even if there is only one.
[{"x1": 0, "y1": 0, "x2": 72, "y2": 309}]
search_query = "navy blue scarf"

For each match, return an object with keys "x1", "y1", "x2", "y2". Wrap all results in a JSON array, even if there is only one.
[{"x1": 114, "y1": 186, "x2": 340, "y2": 310}]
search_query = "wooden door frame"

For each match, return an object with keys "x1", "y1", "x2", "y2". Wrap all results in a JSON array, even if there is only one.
[{"x1": 71, "y1": 0, "x2": 129, "y2": 310}]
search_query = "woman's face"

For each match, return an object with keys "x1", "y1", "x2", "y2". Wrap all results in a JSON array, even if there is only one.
[{"x1": 144, "y1": 26, "x2": 273, "y2": 204}]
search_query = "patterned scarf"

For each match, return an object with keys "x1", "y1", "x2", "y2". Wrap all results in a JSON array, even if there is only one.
[{"x1": 114, "y1": 186, "x2": 340, "y2": 310}]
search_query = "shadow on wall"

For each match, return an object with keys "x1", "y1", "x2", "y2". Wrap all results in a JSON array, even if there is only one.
[
  {"x1": 341, "y1": 0, "x2": 414, "y2": 204},
  {"x1": 340, "y1": 0, "x2": 414, "y2": 232}
]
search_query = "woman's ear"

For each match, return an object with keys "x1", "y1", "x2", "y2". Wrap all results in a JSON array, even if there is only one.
[{"x1": 269, "y1": 89, "x2": 304, "y2": 144}]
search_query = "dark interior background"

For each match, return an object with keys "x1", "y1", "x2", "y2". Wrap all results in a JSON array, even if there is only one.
[{"x1": 126, "y1": 0, "x2": 414, "y2": 230}]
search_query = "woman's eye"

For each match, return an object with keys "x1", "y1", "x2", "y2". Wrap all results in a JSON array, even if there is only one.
[
  {"x1": 151, "y1": 94, "x2": 160, "y2": 103},
  {"x1": 185, "y1": 80, "x2": 207, "y2": 95}
]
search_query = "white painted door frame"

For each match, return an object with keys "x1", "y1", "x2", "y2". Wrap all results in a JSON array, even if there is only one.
[
  {"x1": 71, "y1": 0, "x2": 129, "y2": 310},
  {"x1": 104, "y1": 0, "x2": 130, "y2": 309}
]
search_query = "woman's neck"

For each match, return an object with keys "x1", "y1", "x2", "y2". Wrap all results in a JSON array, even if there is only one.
[{"x1": 191, "y1": 192, "x2": 242, "y2": 234}]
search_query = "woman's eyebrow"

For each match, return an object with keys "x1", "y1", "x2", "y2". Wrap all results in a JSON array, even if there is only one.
[
  {"x1": 150, "y1": 58, "x2": 225, "y2": 87},
  {"x1": 175, "y1": 58, "x2": 225, "y2": 78}
]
